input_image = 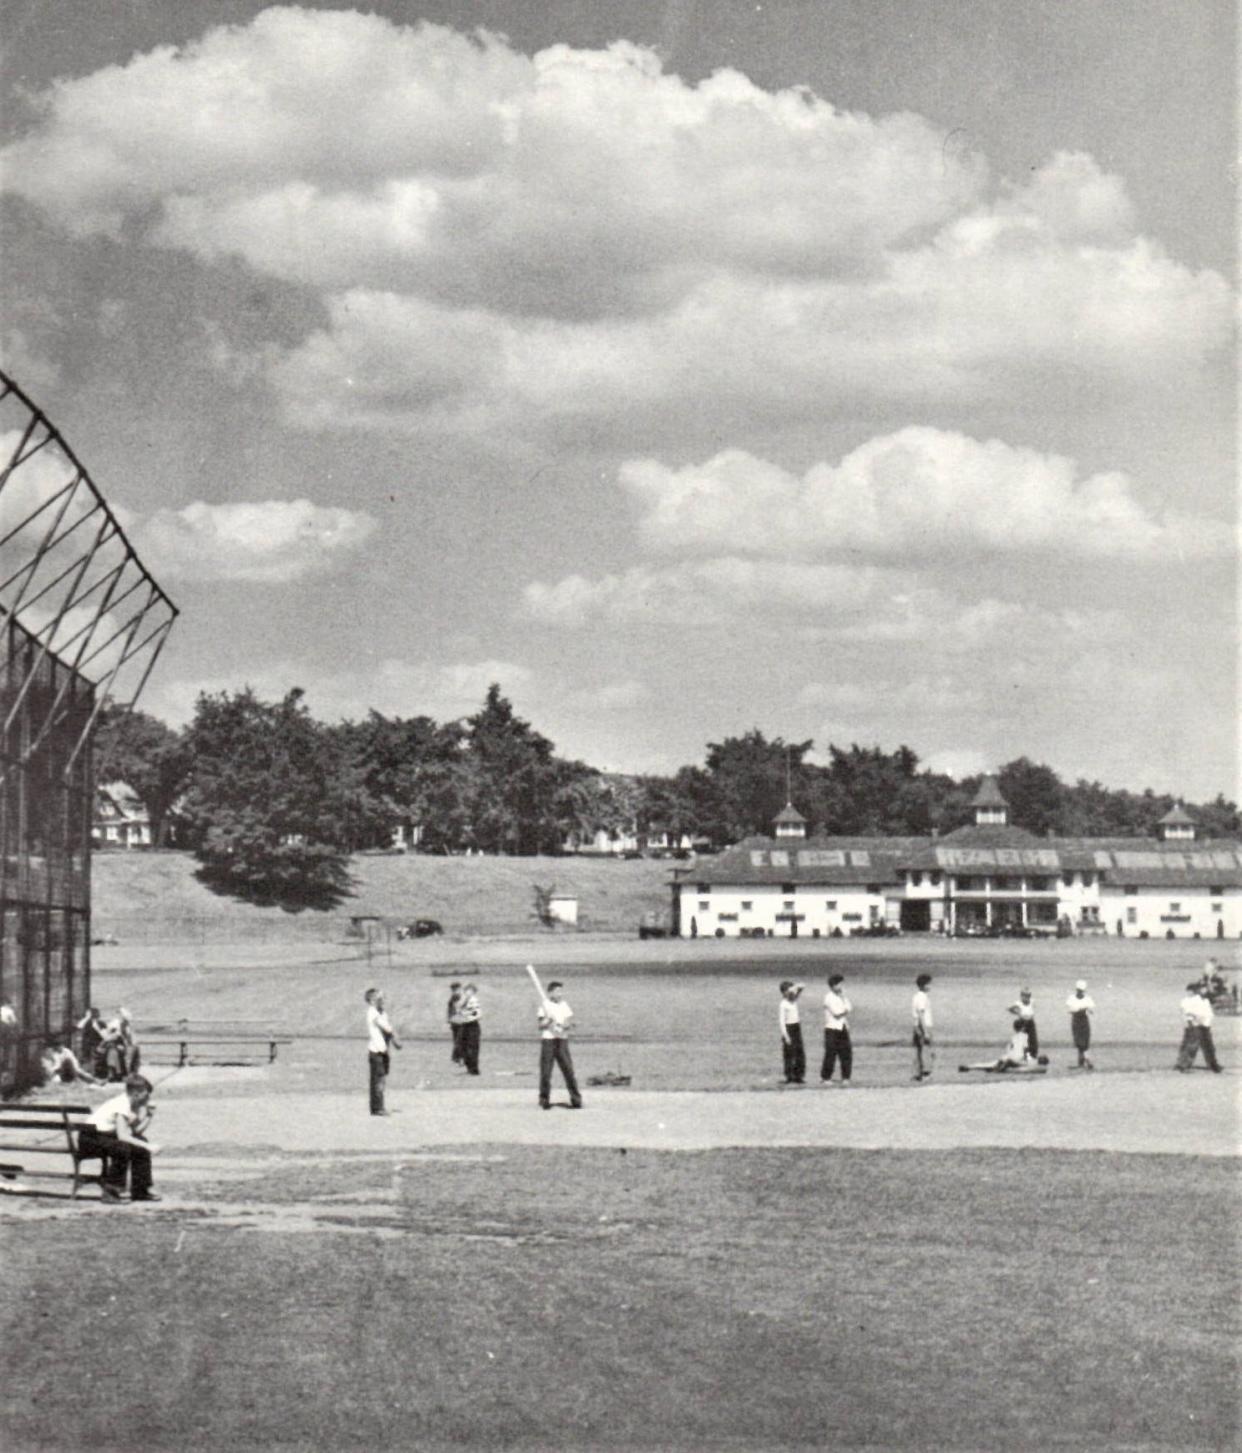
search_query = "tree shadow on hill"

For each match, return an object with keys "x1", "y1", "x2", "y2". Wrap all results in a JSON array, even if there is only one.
[{"x1": 193, "y1": 844, "x2": 356, "y2": 913}]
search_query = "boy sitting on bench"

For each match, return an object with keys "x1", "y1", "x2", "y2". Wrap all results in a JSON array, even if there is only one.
[
  {"x1": 40, "y1": 1040, "x2": 103, "y2": 1086},
  {"x1": 76, "y1": 1074, "x2": 162, "y2": 1203}
]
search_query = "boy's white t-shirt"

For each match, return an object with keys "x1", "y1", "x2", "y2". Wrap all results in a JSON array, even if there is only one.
[
  {"x1": 779, "y1": 997, "x2": 801, "y2": 1029},
  {"x1": 539, "y1": 1000, "x2": 573, "y2": 1039},
  {"x1": 912, "y1": 990, "x2": 932, "y2": 1031}
]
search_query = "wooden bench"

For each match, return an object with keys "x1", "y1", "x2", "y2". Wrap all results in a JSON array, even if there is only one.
[
  {"x1": 0, "y1": 1102, "x2": 104, "y2": 1198},
  {"x1": 137, "y1": 1018, "x2": 292, "y2": 1067}
]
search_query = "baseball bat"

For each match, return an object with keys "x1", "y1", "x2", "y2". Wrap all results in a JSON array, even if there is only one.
[{"x1": 526, "y1": 962, "x2": 551, "y2": 1012}]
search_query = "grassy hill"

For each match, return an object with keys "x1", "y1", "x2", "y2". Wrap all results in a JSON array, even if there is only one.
[{"x1": 91, "y1": 849, "x2": 676, "y2": 943}]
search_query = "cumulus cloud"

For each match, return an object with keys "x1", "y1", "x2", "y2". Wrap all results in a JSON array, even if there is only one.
[
  {"x1": 133, "y1": 499, "x2": 376, "y2": 583},
  {"x1": 0, "y1": 12, "x2": 1227, "y2": 439},
  {"x1": 524, "y1": 558, "x2": 902, "y2": 625},
  {"x1": 621, "y1": 429, "x2": 1222, "y2": 561},
  {"x1": 1, "y1": 10, "x2": 981, "y2": 303}
]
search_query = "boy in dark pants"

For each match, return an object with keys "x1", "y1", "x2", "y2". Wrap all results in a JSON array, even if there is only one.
[
  {"x1": 538, "y1": 981, "x2": 582, "y2": 1109},
  {"x1": 365, "y1": 988, "x2": 401, "y2": 1115},
  {"x1": 821, "y1": 973, "x2": 853, "y2": 1084},
  {"x1": 779, "y1": 980, "x2": 806, "y2": 1083},
  {"x1": 77, "y1": 1074, "x2": 161, "y2": 1203}
]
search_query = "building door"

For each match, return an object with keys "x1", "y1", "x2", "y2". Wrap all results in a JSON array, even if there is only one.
[{"x1": 900, "y1": 900, "x2": 931, "y2": 932}]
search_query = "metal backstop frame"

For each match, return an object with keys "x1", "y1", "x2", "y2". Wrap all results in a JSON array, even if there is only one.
[{"x1": 0, "y1": 370, "x2": 177, "y2": 1091}]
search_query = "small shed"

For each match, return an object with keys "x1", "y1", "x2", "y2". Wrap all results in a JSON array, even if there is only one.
[{"x1": 547, "y1": 894, "x2": 579, "y2": 927}]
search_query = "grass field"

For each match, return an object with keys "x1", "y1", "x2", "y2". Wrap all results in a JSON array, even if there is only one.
[
  {"x1": 4, "y1": 1146, "x2": 1237, "y2": 1450},
  {"x1": 4, "y1": 936, "x2": 1239, "y2": 1451}
]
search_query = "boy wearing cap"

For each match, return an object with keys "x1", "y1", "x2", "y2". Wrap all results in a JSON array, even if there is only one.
[
  {"x1": 1066, "y1": 981, "x2": 1096, "y2": 1069},
  {"x1": 821, "y1": 973, "x2": 852, "y2": 1084},
  {"x1": 779, "y1": 980, "x2": 806, "y2": 1084},
  {"x1": 912, "y1": 974, "x2": 934, "y2": 1081}
]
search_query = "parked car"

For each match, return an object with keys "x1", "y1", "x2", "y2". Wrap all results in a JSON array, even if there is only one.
[
  {"x1": 397, "y1": 918, "x2": 443, "y2": 940},
  {"x1": 638, "y1": 909, "x2": 671, "y2": 940}
]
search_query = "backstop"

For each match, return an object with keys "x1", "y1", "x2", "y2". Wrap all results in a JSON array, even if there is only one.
[{"x1": 0, "y1": 371, "x2": 176, "y2": 1091}]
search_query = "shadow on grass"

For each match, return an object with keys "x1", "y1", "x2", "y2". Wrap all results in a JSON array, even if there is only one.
[{"x1": 193, "y1": 859, "x2": 356, "y2": 913}]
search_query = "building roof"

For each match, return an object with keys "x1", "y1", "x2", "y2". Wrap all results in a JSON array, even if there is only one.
[
  {"x1": 970, "y1": 776, "x2": 1008, "y2": 808},
  {"x1": 677, "y1": 832, "x2": 1242, "y2": 888},
  {"x1": 773, "y1": 803, "x2": 806, "y2": 825},
  {"x1": 1159, "y1": 803, "x2": 1194, "y2": 826}
]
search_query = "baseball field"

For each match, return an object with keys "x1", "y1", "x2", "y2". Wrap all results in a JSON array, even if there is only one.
[{"x1": 3, "y1": 934, "x2": 1238, "y2": 1451}]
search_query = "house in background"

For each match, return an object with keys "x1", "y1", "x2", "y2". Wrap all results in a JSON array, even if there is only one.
[{"x1": 93, "y1": 782, "x2": 152, "y2": 849}]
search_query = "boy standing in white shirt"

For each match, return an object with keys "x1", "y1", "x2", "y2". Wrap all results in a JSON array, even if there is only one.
[
  {"x1": 912, "y1": 974, "x2": 934, "y2": 1081},
  {"x1": 821, "y1": 973, "x2": 853, "y2": 1084},
  {"x1": 779, "y1": 980, "x2": 805, "y2": 1084},
  {"x1": 1066, "y1": 981, "x2": 1095, "y2": 1069},
  {"x1": 538, "y1": 981, "x2": 582, "y2": 1109},
  {"x1": 1175, "y1": 981, "x2": 1203, "y2": 1071},
  {"x1": 365, "y1": 988, "x2": 401, "y2": 1115}
]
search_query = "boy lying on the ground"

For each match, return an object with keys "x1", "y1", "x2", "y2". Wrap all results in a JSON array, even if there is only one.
[{"x1": 958, "y1": 1020, "x2": 1050, "y2": 1074}]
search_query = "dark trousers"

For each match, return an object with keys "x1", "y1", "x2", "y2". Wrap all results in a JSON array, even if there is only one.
[
  {"x1": 1197, "y1": 1025, "x2": 1222, "y2": 1072},
  {"x1": 539, "y1": 1039, "x2": 581, "y2": 1106},
  {"x1": 450, "y1": 1023, "x2": 464, "y2": 1063},
  {"x1": 1024, "y1": 1018, "x2": 1039, "y2": 1057},
  {"x1": 460, "y1": 1020, "x2": 481, "y2": 1074},
  {"x1": 369, "y1": 1050, "x2": 390, "y2": 1113},
  {"x1": 822, "y1": 1027, "x2": 852, "y2": 1081},
  {"x1": 1175, "y1": 1025, "x2": 1199, "y2": 1071},
  {"x1": 782, "y1": 1024, "x2": 805, "y2": 1082},
  {"x1": 78, "y1": 1127, "x2": 152, "y2": 1198}
]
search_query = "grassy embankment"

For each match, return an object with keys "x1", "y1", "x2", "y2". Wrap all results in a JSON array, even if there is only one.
[{"x1": 92, "y1": 849, "x2": 674, "y2": 943}]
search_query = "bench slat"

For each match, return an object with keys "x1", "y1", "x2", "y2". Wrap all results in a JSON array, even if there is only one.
[
  {"x1": 0, "y1": 1119, "x2": 91, "y2": 1132},
  {"x1": 0, "y1": 1142, "x2": 90, "y2": 1153},
  {"x1": 0, "y1": 1103, "x2": 92, "y2": 1113}
]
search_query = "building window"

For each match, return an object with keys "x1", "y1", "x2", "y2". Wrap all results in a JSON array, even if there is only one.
[
  {"x1": 866, "y1": 884, "x2": 880, "y2": 895},
  {"x1": 1081, "y1": 873, "x2": 1094, "y2": 888},
  {"x1": 741, "y1": 900, "x2": 753, "y2": 911},
  {"x1": 783, "y1": 900, "x2": 795, "y2": 911},
  {"x1": 1211, "y1": 903, "x2": 1222, "y2": 914},
  {"x1": 957, "y1": 876, "x2": 976, "y2": 891},
  {"x1": 929, "y1": 872, "x2": 942, "y2": 887},
  {"x1": 781, "y1": 882, "x2": 796, "y2": 895},
  {"x1": 697, "y1": 883, "x2": 711, "y2": 894},
  {"x1": 1169, "y1": 902, "x2": 1181, "y2": 914},
  {"x1": 994, "y1": 876, "x2": 1013, "y2": 891},
  {"x1": 1124, "y1": 886, "x2": 1138, "y2": 896},
  {"x1": 1126, "y1": 907, "x2": 1137, "y2": 924},
  {"x1": 698, "y1": 900, "x2": 710, "y2": 911},
  {"x1": 911, "y1": 871, "x2": 923, "y2": 886},
  {"x1": 1209, "y1": 885, "x2": 1224, "y2": 896},
  {"x1": 825, "y1": 900, "x2": 837, "y2": 910},
  {"x1": 1029, "y1": 876, "x2": 1049, "y2": 891}
]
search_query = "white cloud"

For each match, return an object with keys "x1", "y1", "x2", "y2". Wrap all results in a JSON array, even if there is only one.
[
  {"x1": 621, "y1": 429, "x2": 1221, "y2": 562},
  {"x1": 524, "y1": 557, "x2": 902, "y2": 625},
  {"x1": 134, "y1": 499, "x2": 377, "y2": 583},
  {"x1": 566, "y1": 679, "x2": 650, "y2": 710},
  {"x1": 1, "y1": 13, "x2": 1227, "y2": 441}
]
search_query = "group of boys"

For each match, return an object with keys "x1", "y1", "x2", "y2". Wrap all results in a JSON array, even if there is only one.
[
  {"x1": 782, "y1": 973, "x2": 1101, "y2": 1082},
  {"x1": 366, "y1": 977, "x2": 582, "y2": 1114}
]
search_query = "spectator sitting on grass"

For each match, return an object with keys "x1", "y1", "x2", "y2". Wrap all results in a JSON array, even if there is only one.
[
  {"x1": 76, "y1": 1005, "x2": 108, "y2": 1075},
  {"x1": 40, "y1": 1039, "x2": 103, "y2": 1086},
  {"x1": 101, "y1": 1007, "x2": 138, "y2": 1081}
]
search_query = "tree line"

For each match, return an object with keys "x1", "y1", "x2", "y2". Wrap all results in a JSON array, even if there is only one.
[{"x1": 95, "y1": 684, "x2": 1240, "y2": 908}]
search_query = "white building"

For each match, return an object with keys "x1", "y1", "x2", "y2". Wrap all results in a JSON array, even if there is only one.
[{"x1": 673, "y1": 783, "x2": 1240, "y2": 941}]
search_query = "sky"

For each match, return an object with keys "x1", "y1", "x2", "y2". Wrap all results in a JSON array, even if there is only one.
[{"x1": 0, "y1": 0, "x2": 1235, "y2": 798}]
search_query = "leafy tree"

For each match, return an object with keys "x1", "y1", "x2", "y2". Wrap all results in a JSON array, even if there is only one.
[
  {"x1": 179, "y1": 687, "x2": 358, "y2": 907},
  {"x1": 702, "y1": 731, "x2": 815, "y2": 842},
  {"x1": 996, "y1": 757, "x2": 1064, "y2": 836},
  {"x1": 94, "y1": 704, "x2": 191, "y2": 847}
]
